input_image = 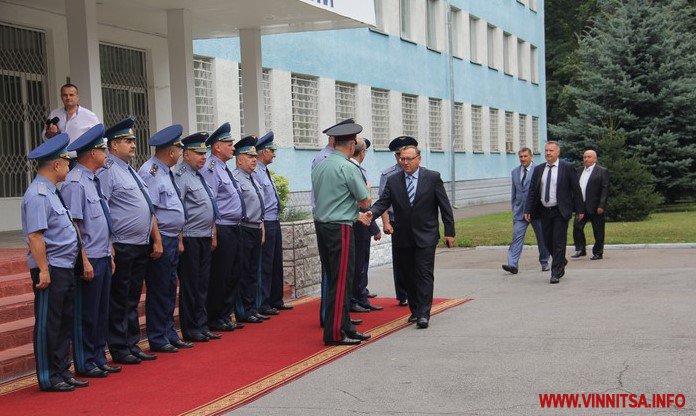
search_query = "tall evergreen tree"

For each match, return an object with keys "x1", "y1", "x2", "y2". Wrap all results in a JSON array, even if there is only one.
[{"x1": 551, "y1": 0, "x2": 696, "y2": 202}]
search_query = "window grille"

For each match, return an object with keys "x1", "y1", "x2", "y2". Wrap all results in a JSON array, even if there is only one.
[
  {"x1": 371, "y1": 88, "x2": 390, "y2": 149},
  {"x1": 489, "y1": 108, "x2": 499, "y2": 152},
  {"x1": 401, "y1": 94, "x2": 418, "y2": 138},
  {"x1": 469, "y1": 16, "x2": 479, "y2": 63},
  {"x1": 193, "y1": 56, "x2": 215, "y2": 132},
  {"x1": 335, "y1": 82, "x2": 356, "y2": 123},
  {"x1": 519, "y1": 113, "x2": 528, "y2": 148},
  {"x1": 505, "y1": 111, "x2": 514, "y2": 152},
  {"x1": 262, "y1": 68, "x2": 272, "y2": 133},
  {"x1": 453, "y1": 102, "x2": 465, "y2": 151},
  {"x1": 100, "y1": 43, "x2": 150, "y2": 167},
  {"x1": 0, "y1": 24, "x2": 48, "y2": 197},
  {"x1": 238, "y1": 63, "x2": 244, "y2": 136},
  {"x1": 487, "y1": 25, "x2": 496, "y2": 68},
  {"x1": 532, "y1": 116, "x2": 540, "y2": 153},
  {"x1": 428, "y1": 98, "x2": 442, "y2": 151},
  {"x1": 472, "y1": 105, "x2": 482, "y2": 152},
  {"x1": 291, "y1": 74, "x2": 319, "y2": 147}
]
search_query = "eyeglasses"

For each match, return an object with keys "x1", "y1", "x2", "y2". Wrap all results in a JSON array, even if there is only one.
[{"x1": 399, "y1": 156, "x2": 419, "y2": 162}]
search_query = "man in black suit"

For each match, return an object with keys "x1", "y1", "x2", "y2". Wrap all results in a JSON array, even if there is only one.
[
  {"x1": 367, "y1": 145, "x2": 455, "y2": 328},
  {"x1": 524, "y1": 141, "x2": 584, "y2": 284},
  {"x1": 572, "y1": 149, "x2": 609, "y2": 260}
]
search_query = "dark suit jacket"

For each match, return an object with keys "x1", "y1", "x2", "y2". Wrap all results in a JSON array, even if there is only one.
[
  {"x1": 578, "y1": 165, "x2": 609, "y2": 214},
  {"x1": 371, "y1": 167, "x2": 455, "y2": 248},
  {"x1": 525, "y1": 159, "x2": 584, "y2": 221}
]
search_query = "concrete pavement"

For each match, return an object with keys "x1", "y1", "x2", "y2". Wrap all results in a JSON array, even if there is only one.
[{"x1": 231, "y1": 247, "x2": 696, "y2": 415}]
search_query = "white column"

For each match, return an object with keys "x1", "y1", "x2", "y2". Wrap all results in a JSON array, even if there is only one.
[
  {"x1": 65, "y1": 0, "x2": 103, "y2": 119},
  {"x1": 167, "y1": 9, "x2": 196, "y2": 134},
  {"x1": 239, "y1": 29, "x2": 264, "y2": 137}
]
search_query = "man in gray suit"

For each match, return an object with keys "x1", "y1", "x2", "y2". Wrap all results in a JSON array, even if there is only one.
[{"x1": 502, "y1": 148, "x2": 550, "y2": 274}]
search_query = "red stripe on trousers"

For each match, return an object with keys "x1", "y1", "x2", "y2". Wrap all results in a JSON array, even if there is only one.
[{"x1": 333, "y1": 225, "x2": 350, "y2": 341}]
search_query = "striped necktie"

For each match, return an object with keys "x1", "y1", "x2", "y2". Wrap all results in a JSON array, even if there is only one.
[{"x1": 406, "y1": 174, "x2": 415, "y2": 206}]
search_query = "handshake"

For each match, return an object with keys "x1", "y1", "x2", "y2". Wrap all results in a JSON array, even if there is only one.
[{"x1": 357, "y1": 211, "x2": 373, "y2": 226}]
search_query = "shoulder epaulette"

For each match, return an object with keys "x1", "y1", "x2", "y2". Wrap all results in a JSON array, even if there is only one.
[
  {"x1": 37, "y1": 182, "x2": 48, "y2": 196},
  {"x1": 69, "y1": 169, "x2": 82, "y2": 182},
  {"x1": 176, "y1": 165, "x2": 186, "y2": 176},
  {"x1": 104, "y1": 158, "x2": 113, "y2": 169},
  {"x1": 208, "y1": 159, "x2": 216, "y2": 171},
  {"x1": 149, "y1": 163, "x2": 158, "y2": 176},
  {"x1": 381, "y1": 165, "x2": 396, "y2": 175}
]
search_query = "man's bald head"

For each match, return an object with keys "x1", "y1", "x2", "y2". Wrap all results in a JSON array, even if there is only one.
[{"x1": 583, "y1": 149, "x2": 598, "y2": 168}]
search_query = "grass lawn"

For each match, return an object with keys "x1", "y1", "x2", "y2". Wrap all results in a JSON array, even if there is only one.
[{"x1": 446, "y1": 204, "x2": 696, "y2": 247}]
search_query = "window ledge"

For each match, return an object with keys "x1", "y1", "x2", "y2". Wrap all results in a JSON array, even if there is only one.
[
  {"x1": 504, "y1": 72, "x2": 514, "y2": 77},
  {"x1": 373, "y1": 148, "x2": 393, "y2": 152},
  {"x1": 429, "y1": 149, "x2": 445, "y2": 153},
  {"x1": 369, "y1": 28, "x2": 389, "y2": 37},
  {"x1": 490, "y1": 151, "x2": 501, "y2": 154},
  {"x1": 506, "y1": 151, "x2": 516, "y2": 154},
  {"x1": 531, "y1": 81, "x2": 539, "y2": 86},
  {"x1": 294, "y1": 145, "x2": 323, "y2": 151},
  {"x1": 488, "y1": 65, "x2": 499, "y2": 72},
  {"x1": 426, "y1": 46, "x2": 442, "y2": 54},
  {"x1": 454, "y1": 150, "x2": 467, "y2": 154},
  {"x1": 400, "y1": 36, "x2": 417, "y2": 45},
  {"x1": 473, "y1": 151, "x2": 485, "y2": 154},
  {"x1": 470, "y1": 60, "x2": 482, "y2": 66},
  {"x1": 453, "y1": 55, "x2": 463, "y2": 61}
]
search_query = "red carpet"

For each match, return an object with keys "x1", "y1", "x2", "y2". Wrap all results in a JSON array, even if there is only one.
[{"x1": 0, "y1": 297, "x2": 470, "y2": 415}]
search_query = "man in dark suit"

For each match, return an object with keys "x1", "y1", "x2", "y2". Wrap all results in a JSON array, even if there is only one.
[
  {"x1": 367, "y1": 145, "x2": 455, "y2": 328},
  {"x1": 572, "y1": 149, "x2": 609, "y2": 260},
  {"x1": 524, "y1": 141, "x2": 584, "y2": 284}
]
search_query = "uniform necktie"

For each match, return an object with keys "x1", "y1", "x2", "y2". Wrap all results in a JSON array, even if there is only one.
[
  {"x1": 544, "y1": 165, "x2": 554, "y2": 203},
  {"x1": 521, "y1": 167, "x2": 528, "y2": 184},
  {"x1": 406, "y1": 174, "x2": 415, "y2": 206},
  {"x1": 197, "y1": 171, "x2": 220, "y2": 220},
  {"x1": 92, "y1": 175, "x2": 114, "y2": 236},
  {"x1": 127, "y1": 166, "x2": 155, "y2": 215},
  {"x1": 265, "y1": 168, "x2": 280, "y2": 206},
  {"x1": 249, "y1": 174, "x2": 266, "y2": 218},
  {"x1": 168, "y1": 169, "x2": 187, "y2": 218},
  {"x1": 225, "y1": 166, "x2": 247, "y2": 219}
]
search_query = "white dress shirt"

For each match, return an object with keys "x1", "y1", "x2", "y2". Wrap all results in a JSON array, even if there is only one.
[
  {"x1": 540, "y1": 160, "x2": 559, "y2": 207},
  {"x1": 579, "y1": 163, "x2": 595, "y2": 202},
  {"x1": 42, "y1": 105, "x2": 100, "y2": 143}
]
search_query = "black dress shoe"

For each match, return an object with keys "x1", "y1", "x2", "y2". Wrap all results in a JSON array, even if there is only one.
[
  {"x1": 591, "y1": 254, "x2": 603, "y2": 260},
  {"x1": 99, "y1": 364, "x2": 122, "y2": 373},
  {"x1": 240, "y1": 315, "x2": 263, "y2": 323},
  {"x1": 347, "y1": 331, "x2": 371, "y2": 341},
  {"x1": 367, "y1": 293, "x2": 377, "y2": 298},
  {"x1": 571, "y1": 251, "x2": 586, "y2": 258},
  {"x1": 408, "y1": 314, "x2": 417, "y2": 323},
  {"x1": 77, "y1": 367, "x2": 108, "y2": 378},
  {"x1": 113, "y1": 354, "x2": 141, "y2": 365},
  {"x1": 416, "y1": 317, "x2": 429, "y2": 329},
  {"x1": 64, "y1": 377, "x2": 89, "y2": 388},
  {"x1": 398, "y1": 300, "x2": 408, "y2": 307},
  {"x1": 367, "y1": 304, "x2": 383, "y2": 311},
  {"x1": 550, "y1": 276, "x2": 560, "y2": 284},
  {"x1": 502, "y1": 264, "x2": 519, "y2": 274},
  {"x1": 151, "y1": 344, "x2": 178, "y2": 353},
  {"x1": 202, "y1": 331, "x2": 222, "y2": 339},
  {"x1": 324, "y1": 337, "x2": 361, "y2": 346},
  {"x1": 255, "y1": 313, "x2": 270, "y2": 320},
  {"x1": 209, "y1": 322, "x2": 235, "y2": 332},
  {"x1": 231, "y1": 322, "x2": 245, "y2": 329},
  {"x1": 274, "y1": 304, "x2": 294, "y2": 310},
  {"x1": 350, "y1": 304, "x2": 370, "y2": 313},
  {"x1": 172, "y1": 339, "x2": 194, "y2": 349},
  {"x1": 350, "y1": 318, "x2": 362, "y2": 325},
  {"x1": 260, "y1": 308, "x2": 280, "y2": 316},
  {"x1": 185, "y1": 334, "x2": 209, "y2": 342},
  {"x1": 45, "y1": 381, "x2": 75, "y2": 392},
  {"x1": 541, "y1": 264, "x2": 550, "y2": 272},
  {"x1": 133, "y1": 351, "x2": 157, "y2": 361}
]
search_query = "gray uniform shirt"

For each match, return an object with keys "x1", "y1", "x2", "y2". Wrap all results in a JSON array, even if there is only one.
[
  {"x1": 201, "y1": 154, "x2": 245, "y2": 225},
  {"x1": 97, "y1": 154, "x2": 152, "y2": 245},
  {"x1": 253, "y1": 161, "x2": 280, "y2": 221},
  {"x1": 62, "y1": 163, "x2": 112, "y2": 258},
  {"x1": 379, "y1": 163, "x2": 402, "y2": 218},
  {"x1": 139, "y1": 157, "x2": 185, "y2": 238},
  {"x1": 174, "y1": 162, "x2": 216, "y2": 238},
  {"x1": 234, "y1": 167, "x2": 265, "y2": 228}
]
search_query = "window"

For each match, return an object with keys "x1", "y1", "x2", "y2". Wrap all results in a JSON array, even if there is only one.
[
  {"x1": 517, "y1": 39, "x2": 526, "y2": 80},
  {"x1": 0, "y1": 24, "x2": 48, "y2": 197},
  {"x1": 532, "y1": 116, "x2": 540, "y2": 153},
  {"x1": 402, "y1": 94, "x2": 418, "y2": 138},
  {"x1": 489, "y1": 108, "x2": 499, "y2": 152},
  {"x1": 530, "y1": 0, "x2": 538, "y2": 12},
  {"x1": 428, "y1": 98, "x2": 442, "y2": 151},
  {"x1": 487, "y1": 24, "x2": 496, "y2": 69},
  {"x1": 193, "y1": 56, "x2": 215, "y2": 132},
  {"x1": 335, "y1": 82, "x2": 356, "y2": 123},
  {"x1": 373, "y1": 0, "x2": 385, "y2": 31},
  {"x1": 371, "y1": 88, "x2": 390, "y2": 149},
  {"x1": 427, "y1": 0, "x2": 438, "y2": 49},
  {"x1": 291, "y1": 74, "x2": 319, "y2": 147},
  {"x1": 453, "y1": 102, "x2": 465, "y2": 151},
  {"x1": 503, "y1": 32, "x2": 512, "y2": 75},
  {"x1": 519, "y1": 114, "x2": 528, "y2": 148},
  {"x1": 469, "y1": 16, "x2": 479, "y2": 63},
  {"x1": 451, "y1": 7, "x2": 462, "y2": 57},
  {"x1": 100, "y1": 43, "x2": 151, "y2": 167},
  {"x1": 238, "y1": 63, "x2": 245, "y2": 135},
  {"x1": 530, "y1": 45, "x2": 539, "y2": 84},
  {"x1": 400, "y1": 0, "x2": 411, "y2": 39},
  {"x1": 262, "y1": 68, "x2": 272, "y2": 133},
  {"x1": 472, "y1": 105, "x2": 482, "y2": 152},
  {"x1": 505, "y1": 111, "x2": 514, "y2": 153}
]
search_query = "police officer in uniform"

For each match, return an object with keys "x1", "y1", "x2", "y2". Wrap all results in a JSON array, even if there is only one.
[
  {"x1": 138, "y1": 125, "x2": 192, "y2": 352},
  {"x1": 98, "y1": 117, "x2": 161, "y2": 364},
  {"x1": 62, "y1": 124, "x2": 121, "y2": 378},
  {"x1": 201, "y1": 123, "x2": 246, "y2": 332},
  {"x1": 174, "y1": 132, "x2": 222, "y2": 342},
  {"x1": 233, "y1": 136, "x2": 268, "y2": 323},
  {"x1": 311, "y1": 120, "x2": 372, "y2": 345},
  {"x1": 380, "y1": 136, "x2": 418, "y2": 306},
  {"x1": 22, "y1": 134, "x2": 86, "y2": 391},
  {"x1": 254, "y1": 132, "x2": 293, "y2": 315}
]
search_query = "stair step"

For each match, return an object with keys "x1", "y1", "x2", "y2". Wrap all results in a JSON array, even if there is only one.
[
  {"x1": 0, "y1": 292, "x2": 33, "y2": 325},
  {"x1": 0, "y1": 254, "x2": 28, "y2": 278},
  {"x1": 0, "y1": 272, "x2": 32, "y2": 297}
]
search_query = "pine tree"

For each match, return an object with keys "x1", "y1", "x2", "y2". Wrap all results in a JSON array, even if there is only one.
[{"x1": 550, "y1": 0, "x2": 696, "y2": 203}]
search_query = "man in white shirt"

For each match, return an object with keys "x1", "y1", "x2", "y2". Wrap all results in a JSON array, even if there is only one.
[
  {"x1": 43, "y1": 84, "x2": 100, "y2": 147},
  {"x1": 572, "y1": 149, "x2": 610, "y2": 260}
]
